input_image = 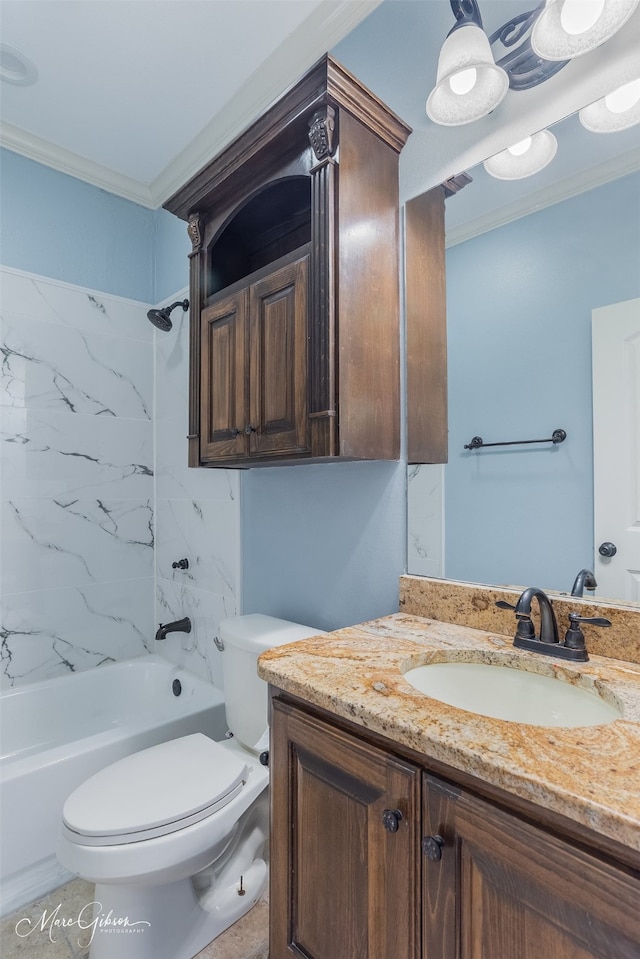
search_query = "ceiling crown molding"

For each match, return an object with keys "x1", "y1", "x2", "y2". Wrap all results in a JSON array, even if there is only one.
[
  {"x1": 445, "y1": 145, "x2": 640, "y2": 247},
  {"x1": 0, "y1": 120, "x2": 156, "y2": 208},
  {"x1": 0, "y1": 0, "x2": 382, "y2": 212}
]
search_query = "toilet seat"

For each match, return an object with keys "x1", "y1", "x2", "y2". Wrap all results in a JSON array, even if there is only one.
[{"x1": 62, "y1": 734, "x2": 247, "y2": 846}]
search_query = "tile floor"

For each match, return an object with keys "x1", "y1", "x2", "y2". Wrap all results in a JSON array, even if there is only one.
[{"x1": 0, "y1": 879, "x2": 269, "y2": 959}]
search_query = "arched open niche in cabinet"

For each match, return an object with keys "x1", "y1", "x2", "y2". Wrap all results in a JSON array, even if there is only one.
[{"x1": 207, "y1": 177, "x2": 312, "y2": 299}]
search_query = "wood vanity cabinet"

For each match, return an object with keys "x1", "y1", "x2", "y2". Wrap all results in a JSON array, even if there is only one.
[
  {"x1": 164, "y1": 55, "x2": 413, "y2": 468},
  {"x1": 270, "y1": 696, "x2": 640, "y2": 959},
  {"x1": 270, "y1": 697, "x2": 421, "y2": 959}
]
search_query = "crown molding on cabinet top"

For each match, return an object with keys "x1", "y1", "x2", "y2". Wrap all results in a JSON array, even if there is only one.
[{"x1": 0, "y1": 0, "x2": 381, "y2": 212}]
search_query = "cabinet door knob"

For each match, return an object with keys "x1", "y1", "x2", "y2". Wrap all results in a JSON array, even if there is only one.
[
  {"x1": 381, "y1": 808, "x2": 403, "y2": 833},
  {"x1": 422, "y1": 835, "x2": 445, "y2": 861},
  {"x1": 245, "y1": 425, "x2": 256, "y2": 435}
]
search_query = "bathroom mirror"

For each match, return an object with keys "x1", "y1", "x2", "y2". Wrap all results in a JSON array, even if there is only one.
[
  {"x1": 407, "y1": 110, "x2": 640, "y2": 604},
  {"x1": 332, "y1": 0, "x2": 640, "y2": 605}
]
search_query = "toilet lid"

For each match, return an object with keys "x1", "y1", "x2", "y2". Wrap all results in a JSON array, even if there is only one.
[{"x1": 62, "y1": 734, "x2": 247, "y2": 844}]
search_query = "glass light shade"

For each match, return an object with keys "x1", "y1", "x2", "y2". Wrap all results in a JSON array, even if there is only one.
[
  {"x1": 579, "y1": 78, "x2": 640, "y2": 131},
  {"x1": 483, "y1": 129, "x2": 558, "y2": 179},
  {"x1": 531, "y1": 0, "x2": 640, "y2": 61},
  {"x1": 426, "y1": 23, "x2": 509, "y2": 126}
]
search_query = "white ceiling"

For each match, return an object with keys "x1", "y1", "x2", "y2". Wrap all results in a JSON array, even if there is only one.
[
  {"x1": 1, "y1": 0, "x2": 639, "y2": 217},
  {"x1": 0, "y1": 0, "x2": 380, "y2": 207}
]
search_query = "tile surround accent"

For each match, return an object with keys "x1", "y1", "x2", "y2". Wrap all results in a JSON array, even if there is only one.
[
  {"x1": 407, "y1": 464, "x2": 444, "y2": 578},
  {"x1": 1, "y1": 267, "x2": 242, "y2": 691},
  {"x1": 0, "y1": 266, "x2": 154, "y2": 688},
  {"x1": 400, "y1": 574, "x2": 640, "y2": 665}
]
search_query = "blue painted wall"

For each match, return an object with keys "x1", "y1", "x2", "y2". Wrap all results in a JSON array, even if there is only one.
[
  {"x1": 0, "y1": 148, "x2": 155, "y2": 302},
  {"x1": 241, "y1": 461, "x2": 406, "y2": 630},
  {"x1": 445, "y1": 171, "x2": 640, "y2": 591},
  {"x1": 0, "y1": 148, "x2": 193, "y2": 304},
  {"x1": 153, "y1": 207, "x2": 190, "y2": 303}
]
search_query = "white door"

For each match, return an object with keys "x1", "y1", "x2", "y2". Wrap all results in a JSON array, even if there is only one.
[{"x1": 592, "y1": 297, "x2": 640, "y2": 602}]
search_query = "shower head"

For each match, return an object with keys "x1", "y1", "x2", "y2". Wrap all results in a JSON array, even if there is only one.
[{"x1": 147, "y1": 299, "x2": 189, "y2": 332}]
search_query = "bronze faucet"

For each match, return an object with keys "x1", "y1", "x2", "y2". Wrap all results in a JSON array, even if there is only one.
[{"x1": 496, "y1": 587, "x2": 610, "y2": 662}]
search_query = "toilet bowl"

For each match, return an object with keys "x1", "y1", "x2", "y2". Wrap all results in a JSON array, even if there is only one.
[{"x1": 56, "y1": 614, "x2": 325, "y2": 959}]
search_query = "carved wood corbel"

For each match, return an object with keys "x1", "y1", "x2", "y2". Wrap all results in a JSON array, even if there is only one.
[
  {"x1": 187, "y1": 213, "x2": 204, "y2": 256},
  {"x1": 308, "y1": 106, "x2": 337, "y2": 161}
]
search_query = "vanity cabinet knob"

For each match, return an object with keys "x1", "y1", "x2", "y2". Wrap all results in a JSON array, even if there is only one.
[
  {"x1": 422, "y1": 835, "x2": 445, "y2": 861},
  {"x1": 381, "y1": 808, "x2": 403, "y2": 833}
]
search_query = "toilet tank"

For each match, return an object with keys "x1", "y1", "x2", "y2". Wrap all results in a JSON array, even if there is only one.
[{"x1": 219, "y1": 614, "x2": 326, "y2": 750}]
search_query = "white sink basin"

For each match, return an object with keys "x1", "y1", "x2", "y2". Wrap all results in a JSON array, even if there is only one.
[{"x1": 403, "y1": 661, "x2": 622, "y2": 727}]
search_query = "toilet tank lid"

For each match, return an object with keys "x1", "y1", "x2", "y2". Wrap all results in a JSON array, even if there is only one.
[{"x1": 219, "y1": 614, "x2": 326, "y2": 653}]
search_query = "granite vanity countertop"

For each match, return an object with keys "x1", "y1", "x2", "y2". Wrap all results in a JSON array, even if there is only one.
[{"x1": 258, "y1": 612, "x2": 640, "y2": 852}]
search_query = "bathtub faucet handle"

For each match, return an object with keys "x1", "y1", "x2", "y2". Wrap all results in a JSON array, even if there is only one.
[{"x1": 155, "y1": 617, "x2": 192, "y2": 641}]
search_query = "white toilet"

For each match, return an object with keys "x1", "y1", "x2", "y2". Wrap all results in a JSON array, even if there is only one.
[{"x1": 56, "y1": 614, "x2": 324, "y2": 959}]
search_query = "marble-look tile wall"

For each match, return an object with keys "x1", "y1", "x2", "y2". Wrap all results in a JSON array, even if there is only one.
[
  {"x1": 407, "y1": 464, "x2": 444, "y2": 579},
  {"x1": 154, "y1": 296, "x2": 240, "y2": 689},
  {"x1": 0, "y1": 266, "x2": 154, "y2": 688}
]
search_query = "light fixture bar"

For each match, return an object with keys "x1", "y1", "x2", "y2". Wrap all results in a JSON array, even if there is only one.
[{"x1": 488, "y1": 4, "x2": 569, "y2": 90}]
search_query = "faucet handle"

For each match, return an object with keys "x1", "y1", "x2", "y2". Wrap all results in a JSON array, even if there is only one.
[
  {"x1": 495, "y1": 600, "x2": 536, "y2": 641},
  {"x1": 563, "y1": 613, "x2": 611, "y2": 652},
  {"x1": 568, "y1": 614, "x2": 611, "y2": 628}
]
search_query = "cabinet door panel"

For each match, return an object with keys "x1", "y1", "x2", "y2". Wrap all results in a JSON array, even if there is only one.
[
  {"x1": 270, "y1": 700, "x2": 421, "y2": 959},
  {"x1": 424, "y1": 773, "x2": 640, "y2": 959},
  {"x1": 200, "y1": 291, "x2": 247, "y2": 461},
  {"x1": 249, "y1": 254, "x2": 310, "y2": 457}
]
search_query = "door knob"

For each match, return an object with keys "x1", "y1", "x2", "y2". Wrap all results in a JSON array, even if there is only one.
[{"x1": 598, "y1": 542, "x2": 617, "y2": 557}]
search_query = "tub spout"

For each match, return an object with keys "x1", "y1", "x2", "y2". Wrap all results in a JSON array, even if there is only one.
[{"x1": 155, "y1": 617, "x2": 191, "y2": 641}]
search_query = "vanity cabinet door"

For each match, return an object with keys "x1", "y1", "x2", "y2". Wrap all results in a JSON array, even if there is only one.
[
  {"x1": 423, "y1": 772, "x2": 640, "y2": 959},
  {"x1": 270, "y1": 699, "x2": 421, "y2": 959}
]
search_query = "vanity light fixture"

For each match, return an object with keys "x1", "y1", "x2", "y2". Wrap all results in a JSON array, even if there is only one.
[
  {"x1": 579, "y1": 77, "x2": 640, "y2": 132},
  {"x1": 427, "y1": 0, "x2": 639, "y2": 127},
  {"x1": 426, "y1": 4, "x2": 509, "y2": 126},
  {"x1": 483, "y1": 128, "x2": 558, "y2": 179},
  {"x1": 531, "y1": 0, "x2": 640, "y2": 61}
]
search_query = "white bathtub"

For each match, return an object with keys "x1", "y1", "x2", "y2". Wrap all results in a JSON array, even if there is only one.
[{"x1": 0, "y1": 655, "x2": 226, "y2": 918}]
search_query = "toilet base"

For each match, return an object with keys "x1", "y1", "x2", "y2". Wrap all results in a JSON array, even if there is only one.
[{"x1": 84, "y1": 859, "x2": 268, "y2": 959}]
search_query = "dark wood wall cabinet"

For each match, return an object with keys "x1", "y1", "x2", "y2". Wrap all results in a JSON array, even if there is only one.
[
  {"x1": 270, "y1": 696, "x2": 640, "y2": 959},
  {"x1": 165, "y1": 55, "x2": 412, "y2": 468}
]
